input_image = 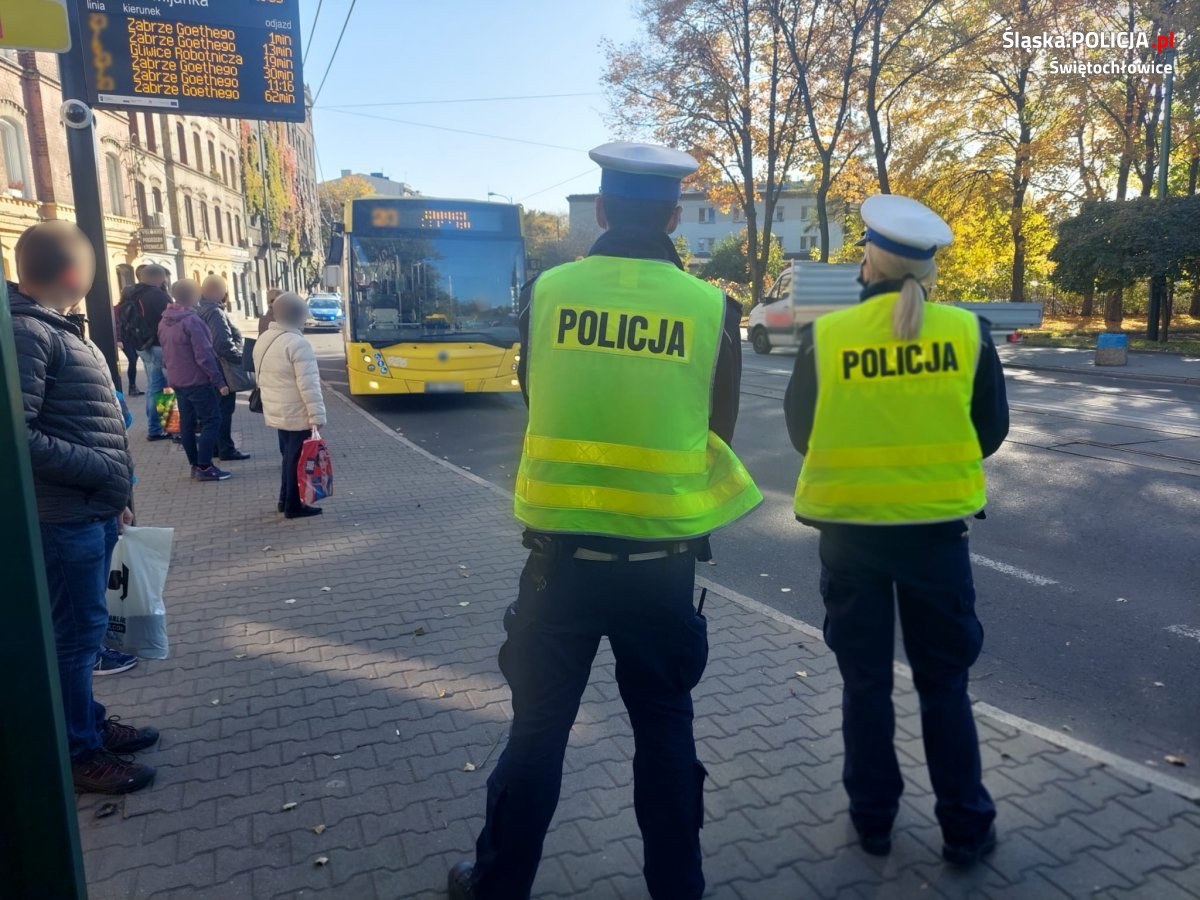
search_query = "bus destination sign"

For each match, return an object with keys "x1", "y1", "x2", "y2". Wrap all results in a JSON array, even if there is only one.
[{"x1": 79, "y1": 0, "x2": 305, "y2": 122}]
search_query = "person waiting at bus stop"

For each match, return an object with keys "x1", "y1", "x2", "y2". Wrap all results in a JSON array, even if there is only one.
[
  {"x1": 448, "y1": 143, "x2": 763, "y2": 900},
  {"x1": 783, "y1": 194, "x2": 1009, "y2": 866}
]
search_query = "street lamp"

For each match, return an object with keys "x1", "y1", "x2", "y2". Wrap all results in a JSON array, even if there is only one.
[{"x1": 487, "y1": 192, "x2": 513, "y2": 204}]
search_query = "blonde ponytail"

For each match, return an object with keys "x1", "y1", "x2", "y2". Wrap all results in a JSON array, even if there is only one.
[
  {"x1": 863, "y1": 243, "x2": 938, "y2": 341},
  {"x1": 893, "y1": 275, "x2": 926, "y2": 341}
]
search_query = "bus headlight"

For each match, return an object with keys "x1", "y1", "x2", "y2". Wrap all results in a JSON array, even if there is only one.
[
  {"x1": 363, "y1": 355, "x2": 373, "y2": 364},
  {"x1": 511, "y1": 362, "x2": 518, "y2": 372}
]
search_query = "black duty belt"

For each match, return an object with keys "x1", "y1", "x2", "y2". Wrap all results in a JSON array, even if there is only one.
[{"x1": 572, "y1": 542, "x2": 693, "y2": 563}]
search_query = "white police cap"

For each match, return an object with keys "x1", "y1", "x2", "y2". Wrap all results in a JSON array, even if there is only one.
[
  {"x1": 590, "y1": 142, "x2": 699, "y2": 201},
  {"x1": 856, "y1": 194, "x2": 953, "y2": 261}
]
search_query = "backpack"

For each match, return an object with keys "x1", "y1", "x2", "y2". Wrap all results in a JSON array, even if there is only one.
[{"x1": 119, "y1": 286, "x2": 158, "y2": 349}]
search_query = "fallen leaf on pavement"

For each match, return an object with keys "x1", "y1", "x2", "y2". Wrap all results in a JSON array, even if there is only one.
[
  {"x1": 411, "y1": 626, "x2": 426, "y2": 637},
  {"x1": 211, "y1": 699, "x2": 220, "y2": 705},
  {"x1": 795, "y1": 671, "x2": 808, "y2": 679},
  {"x1": 95, "y1": 802, "x2": 119, "y2": 820},
  {"x1": 1116, "y1": 597, "x2": 1127, "y2": 603},
  {"x1": 1154, "y1": 681, "x2": 1165, "y2": 687},
  {"x1": 458, "y1": 601, "x2": 470, "y2": 607},
  {"x1": 314, "y1": 856, "x2": 329, "y2": 867},
  {"x1": 438, "y1": 690, "x2": 448, "y2": 699},
  {"x1": 282, "y1": 802, "x2": 298, "y2": 811},
  {"x1": 313, "y1": 825, "x2": 326, "y2": 835},
  {"x1": 1165, "y1": 755, "x2": 1187, "y2": 767},
  {"x1": 781, "y1": 588, "x2": 792, "y2": 593},
  {"x1": 463, "y1": 763, "x2": 477, "y2": 772},
  {"x1": 262, "y1": 546, "x2": 272, "y2": 552},
  {"x1": 234, "y1": 654, "x2": 246, "y2": 660},
  {"x1": 1062, "y1": 725, "x2": 1072, "y2": 732},
  {"x1": 285, "y1": 598, "x2": 297, "y2": 605},
  {"x1": 320, "y1": 587, "x2": 332, "y2": 593}
]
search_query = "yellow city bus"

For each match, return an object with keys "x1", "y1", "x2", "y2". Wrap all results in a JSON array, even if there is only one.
[{"x1": 334, "y1": 197, "x2": 524, "y2": 395}]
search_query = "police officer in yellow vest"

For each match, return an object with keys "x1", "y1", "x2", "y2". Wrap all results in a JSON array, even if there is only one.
[
  {"x1": 784, "y1": 195, "x2": 1009, "y2": 867},
  {"x1": 448, "y1": 143, "x2": 762, "y2": 900}
]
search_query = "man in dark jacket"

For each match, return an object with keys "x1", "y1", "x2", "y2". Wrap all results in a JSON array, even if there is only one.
[
  {"x1": 160, "y1": 279, "x2": 231, "y2": 481},
  {"x1": 10, "y1": 221, "x2": 159, "y2": 794},
  {"x1": 123, "y1": 265, "x2": 173, "y2": 441},
  {"x1": 198, "y1": 275, "x2": 251, "y2": 461}
]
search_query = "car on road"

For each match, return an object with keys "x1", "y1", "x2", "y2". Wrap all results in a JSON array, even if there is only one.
[{"x1": 306, "y1": 294, "x2": 345, "y2": 332}]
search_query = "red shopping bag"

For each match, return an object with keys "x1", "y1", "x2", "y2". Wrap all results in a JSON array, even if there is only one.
[{"x1": 297, "y1": 428, "x2": 333, "y2": 505}]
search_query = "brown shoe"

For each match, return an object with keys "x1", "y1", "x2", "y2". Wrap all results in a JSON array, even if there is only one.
[
  {"x1": 72, "y1": 749, "x2": 156, "y2": 794},
  {"x1": 101, "y1": 717, "x2": 160, "y2": 754}
]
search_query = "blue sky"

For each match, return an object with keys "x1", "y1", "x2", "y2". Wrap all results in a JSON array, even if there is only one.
[{"x1": 297, "y1": 1, "x2": 642, "y2": 212}]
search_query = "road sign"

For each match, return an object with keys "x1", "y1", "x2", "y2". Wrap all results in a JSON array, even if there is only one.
[
  {"x1": 77, "y1": 0, "x2": 305, "y2": 123},
  {"x1": 0, "y1": 0, "x2": 71, "y2": 52}
]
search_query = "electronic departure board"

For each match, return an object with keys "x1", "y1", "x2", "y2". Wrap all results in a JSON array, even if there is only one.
[{"x1": 79, "y1": 0, "x2": 305, "y2": 122}]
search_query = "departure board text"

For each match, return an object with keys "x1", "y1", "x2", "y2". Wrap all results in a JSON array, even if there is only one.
[{"x1": 79, "y1": 0, "x2": 305, "y2": 122}]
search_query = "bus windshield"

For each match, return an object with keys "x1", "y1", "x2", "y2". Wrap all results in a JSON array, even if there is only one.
[{"x1": 348, "y1": 233, "x2": 523, "y2": 347}]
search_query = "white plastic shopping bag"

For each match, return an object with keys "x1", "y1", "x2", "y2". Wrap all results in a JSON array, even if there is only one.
[{"x1": 105, "y1": 526, "x2": 174, "y2": 660}]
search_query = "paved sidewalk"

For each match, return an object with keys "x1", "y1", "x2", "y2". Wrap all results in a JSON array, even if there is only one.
[
  {"x1": 80, "y1": 389, "x2": 1200, "y2": 899},
  {"x1": 998, "y1": 345, "x2": 1200, "y2": 385}
]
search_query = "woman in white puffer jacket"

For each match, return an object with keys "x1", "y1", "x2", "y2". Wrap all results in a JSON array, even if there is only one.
[{"x1": 252, "y1": 292, "x2": 327, "y2": 519}]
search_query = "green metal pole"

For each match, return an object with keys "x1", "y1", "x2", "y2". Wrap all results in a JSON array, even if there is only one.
[{"x1": 0, "y1": 281, "x2": 88, "y2": 897}]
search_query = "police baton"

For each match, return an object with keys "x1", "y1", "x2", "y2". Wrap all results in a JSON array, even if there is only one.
[{"x1": 696, "y1": 588, "x2": 707, "y2": 616}]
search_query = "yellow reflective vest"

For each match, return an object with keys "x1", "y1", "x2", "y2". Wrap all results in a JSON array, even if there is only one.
[
  {"x1": 514, "y1": 255, "x2": 762, "y2": 540},
  {"x1": 794, "y1": 292, "x2": 987, "y2": 525}
]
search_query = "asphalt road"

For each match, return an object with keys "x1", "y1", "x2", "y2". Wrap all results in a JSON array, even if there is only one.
[{"x1": 312, "y1": 332, "x2": 1200, "y2": 781}]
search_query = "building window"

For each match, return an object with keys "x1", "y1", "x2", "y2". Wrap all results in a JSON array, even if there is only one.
[
  {"x1": 230, "y1": 161, "x2": 237, "y2": 192},
  {"x1": 208, "y1": 141, "x2": 217, "y2": 178},
  {"x1": 193, "y1": 134, "x2": 203, "y2": 170},
  {"x1": 135, "y1": 182, "x2": 149, "y2": 225},
  {"x1": 775, "y1": 207, "x2": 784, "y2": 222},
  {"x1": 732, "y1": 207, "x2": 744, "y2": 222},
  {"x1": 128, "y1": 114, "x2": 140, "y2": 147},
  {"x1": 151, "y1": 187, "x2": 163, "y2": 215},
  {"x1": 696, "y1": 238, "x2": 713, "y2": 254},
  {"x1": 221, "y1": 154, "x2": 228, "y2": 185},
  {"x1": 104, "y1": 153, "x2": 125, "y2": 216},
  {"x1": 0, "y1": 50, "x2": 19, "y2": 65},
  {"x1": 176, "y1": 123, "x2": 188, "y2": 164},
  {"x1": 184, "y1": 197, "x2": 195, "y2": 235},
  {"x1": 144, "y1": 114, "x2": 156, "y2": 153},
  {"x1": 0, "y1": 117, "x2": 32, "y2": 198},
  {"x1": 699, "y1": 207, "x2": 716, "y2": 224},
  {"x1": 200, "y1": 201, "x2": 210, "y2": 238},
  {"x1": 214, "y1": 204, "x2": 224, "y2": 242},
  {"x1": 234, "y1": 215, "x2": 243, "y2": 245},
  {"x1": 226, "y1": 211, "x2": 234, "y2": 245}
]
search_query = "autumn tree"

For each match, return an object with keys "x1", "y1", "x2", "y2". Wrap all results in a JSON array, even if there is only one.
[
  {"x1": 605, "y1": 0, "x2": 803, "y2": 302},
  {"x1": 317, "y1": 174, "x2": 374, "y2": 250},
  {"x1": 521, "y1": 210, "x2": 572, "y2": 272}
]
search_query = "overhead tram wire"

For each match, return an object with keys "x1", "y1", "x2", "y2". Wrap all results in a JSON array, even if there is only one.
[
  {"x1": 318, "y1": 92, "x2": 604, "y2": 110},
  {"x1": 320, "y1": 107, "x2": 587, "y2": 153},
  {"x1": 311, "y1": 0, "x2": 358, "y2": 107},
  {"x1": 520, "y1": 167, "x2": 600, "y2": 202},
  {"x1": 302, "y1": 0, "x2": 323, "y2": 67}
]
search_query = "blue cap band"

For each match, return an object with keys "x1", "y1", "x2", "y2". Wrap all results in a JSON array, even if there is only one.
[
  {"x1": 600, "y1": 169, "x2": 682, "y2": 202},
  {"x1": 864, "y1": 227, "x2": 937, "y2": 260}
]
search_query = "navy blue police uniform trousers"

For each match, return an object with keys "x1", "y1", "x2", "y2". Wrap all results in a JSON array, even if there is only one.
[
  {"x1": 817, "y1": 522, "x2": 996, "y2": 846},
  {"x1": 471, "y1": 544, "x2": 709, "y2": 900}
]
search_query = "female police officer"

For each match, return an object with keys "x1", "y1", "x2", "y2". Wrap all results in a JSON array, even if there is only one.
[{"x1": 784, "y1": 194, "x2": 1009, "y2": 866}]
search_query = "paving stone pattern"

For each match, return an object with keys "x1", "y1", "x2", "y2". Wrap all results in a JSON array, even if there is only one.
[{"x1": 80, "y1": 391, "x2": 1200, "y2": 899}]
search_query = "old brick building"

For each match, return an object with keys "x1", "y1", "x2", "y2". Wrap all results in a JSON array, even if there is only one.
[{"x1": 0, "y1": 50, "x2": 321, "y2": 317}]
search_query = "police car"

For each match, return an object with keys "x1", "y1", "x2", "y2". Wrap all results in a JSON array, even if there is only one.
[{"x1": 305, "y1": 293, "x2": 345, "y2": 331}]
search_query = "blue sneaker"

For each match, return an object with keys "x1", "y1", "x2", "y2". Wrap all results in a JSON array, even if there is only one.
[
  {"x1": 94, "y1": 648, "x2": 138, "y2": 676},
  {"x1": 192, "y1": 465, "x2": 232, "y2": 482}
]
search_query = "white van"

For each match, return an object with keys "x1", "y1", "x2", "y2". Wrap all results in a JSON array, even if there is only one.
[{"x1": 746, "y1": 261, "x2": 1045, "y2": 355}]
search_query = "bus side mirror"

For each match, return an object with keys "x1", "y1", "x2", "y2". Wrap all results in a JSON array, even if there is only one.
[
  {"x1": 326, "y1": 223, "x2": 345, "y2": 265},
  {"x1": 322, "y1": 266, "x2": 341, "y2": 292}
]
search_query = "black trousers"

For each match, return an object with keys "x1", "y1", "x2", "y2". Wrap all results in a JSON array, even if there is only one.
[
  {"x1": 217, "y1": 392, "x2": 238, "y2": 457},
  {"x1": 122, "y1": 344, "x2": 139, "y2": 390},
  {"x1": 818, "y1": 525, "x2": 995, "y2": 846},
  {"x1": 277, "y1": 429, "x2": 310, "y2": 513},
  {"x1": 472, "y1": 549, "x2": 708, "y2": 900}
]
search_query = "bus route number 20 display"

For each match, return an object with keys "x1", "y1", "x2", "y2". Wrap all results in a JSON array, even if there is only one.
[{"x1": 80, "y1": 0, "x2": 306, "y2": 123}]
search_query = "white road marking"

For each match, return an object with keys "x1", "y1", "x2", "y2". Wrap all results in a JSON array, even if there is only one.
[
  {"x1": 969, "y1": 553, "x2": 1058, "y2": 586},
  {"x1": 1166, "y1": 624, "x2": 1200, "y2": 643}
]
